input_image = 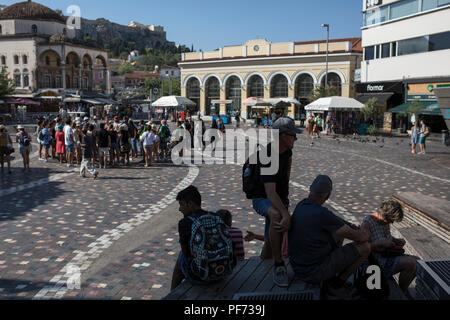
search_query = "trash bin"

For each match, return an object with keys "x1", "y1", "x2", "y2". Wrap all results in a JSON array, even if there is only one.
[{"x1": 442, "y1": 130, "x2": 450, "y2": 146}]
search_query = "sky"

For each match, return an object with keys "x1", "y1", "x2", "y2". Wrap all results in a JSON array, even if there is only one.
[{"x1": 2, "y1": 0, "x2": 364, "y2": 51}]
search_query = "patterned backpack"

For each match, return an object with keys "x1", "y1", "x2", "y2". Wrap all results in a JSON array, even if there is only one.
[{"x1": 188, "y1": 214, "x2": 233, "y2": 282}]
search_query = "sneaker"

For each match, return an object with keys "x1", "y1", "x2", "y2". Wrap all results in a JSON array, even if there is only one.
[{"x1": 273, "y1": 266, "x2": 289, "y2": 288}]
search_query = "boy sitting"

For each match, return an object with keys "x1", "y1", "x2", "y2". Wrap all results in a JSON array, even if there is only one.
[{"x1": 171, "y1": 186, "x2": 233, "y2": 290}]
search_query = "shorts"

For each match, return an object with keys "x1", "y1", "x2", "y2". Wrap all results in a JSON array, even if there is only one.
[
  {"x1": 111, "y1": 142, "x2": 119, "y2": 150},
  {"x1": 252, "y1": 198, "x2": 273, "y2": 240},
  {"x1": 177, "y1": 252, "x2": 210, "y2": 286},
  {"x1": 160, "y1": 141, "x2": 168, "y2": 150},
  {"x1": 418, "y1": 137, "x2": 426, "y2": 144},
  {"x1": 43, "y1": 144, "x2": 51, "y2": 149},
  {"x1": 20, "y1": 145, "x2": 32, "y2": 155},
  {"x1": 298, "y1": 243, "x2": 361, "y2": 284},
  {"x1": 66, "y1": 144, "x2": 75, "y2": 153},
  {"x1": 99, "y1": 147, "x2": 110, "y2": 156}
]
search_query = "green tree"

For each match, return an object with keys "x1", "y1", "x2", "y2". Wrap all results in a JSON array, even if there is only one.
[
  {"x1": 144, "y1": 77, "x2": 162, "y2": 93},
  {"x1": 361, "y1": 97, "x2": 383, "y2": 127},
  {"x1": 0, "y1": 67, "x2": 14, "y2": 99},
  {"x1": 308, "y1": 86, "x2": 339, "y2": 102},
  {"x1": 119, "y1": 52, "x2": 129, "y2": 61},
  {"x1": 118, "y1": 63, "x2": 134, "y2": 75}
]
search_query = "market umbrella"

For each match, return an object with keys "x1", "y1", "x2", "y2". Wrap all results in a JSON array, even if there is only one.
[
  {"x1": 265, "y1": 98, "x2": 301, "y2": 108},
  {"x1": 243, "y1": 97, "x2": 271, "y2": 107},
  {"x1": 151, "y1": 96, "x2": 196, "y2": 108},
  {"x1": 305, "y1": 96, "x2": 364, "y2": 112}
]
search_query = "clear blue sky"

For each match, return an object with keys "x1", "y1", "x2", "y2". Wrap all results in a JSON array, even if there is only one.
[{"x1": 3, "y1": 0, "x2": 364, "y2": 51}]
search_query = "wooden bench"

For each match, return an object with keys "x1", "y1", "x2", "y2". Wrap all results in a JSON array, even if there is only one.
[{"x1": 163, "y1": 257, "x2": 320, "y2": 300}]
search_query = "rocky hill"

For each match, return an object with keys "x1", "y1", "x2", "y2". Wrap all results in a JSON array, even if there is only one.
[{"x1": 76, "y1": 18, "x2": 177, "y2": 50}]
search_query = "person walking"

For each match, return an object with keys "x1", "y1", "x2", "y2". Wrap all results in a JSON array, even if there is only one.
[
  {"x1": 411, "y1": 122, "x2": 419, "y2": 154},
  {"x1": 80, "y1": 124, "x2": 98, "y2": 179},
  {"x1": 210, "y1": 119, "x2": 218, "y2": 151},
  {"x1": 74, "y1": 121, "x2": 83, "y2": 165},
  {"x1": 108, "y1": 122, "x2": 120, "y2": 167},
  {"x1": 37, "y1": 120, "x2": 44, "y2": 161},
  {"x1": 140, "y1": 123, "x2": 157, "y2": 167},
  {"x1": 55, "y1": 124, "x2": 66, "y2": 164},
  {"x1": 16, "y1": 125, "x2": 32, "y2": 171},
  {"x1": 307, "y1": 114, "x2": 315, "y2": 145},
  {"x1": 97, "y1": 122, "x2": 111, "y2": 169},
  {"x1": 40, "y1": 122, "x2": 52, "y2": 163},
  {"x1": 0, "y1": 125, "x2": 13, "y2": 174},
  {"x1": 315, "y1": 114, "x2": 322, "y2": 139},
  {"x1": 158, "y1": 120, "x2": 171, "y2": 161},
  {"x1": 118, "y1": 123, "x2": 131, "y2": 166}
]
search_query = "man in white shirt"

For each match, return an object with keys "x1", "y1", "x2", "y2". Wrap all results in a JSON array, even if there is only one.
[
  {"x1": 140, "y1": 123, "x2": 157, "y2": 167},
  {"x1": 63, "y1": 119, "x2": 75, "y2": 167}
]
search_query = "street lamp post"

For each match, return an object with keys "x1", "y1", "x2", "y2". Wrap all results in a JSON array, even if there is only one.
[{"x1": 322, "y1": 24, "x2": 329, "y2": 89}]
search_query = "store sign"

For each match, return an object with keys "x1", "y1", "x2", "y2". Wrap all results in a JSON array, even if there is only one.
[
  {"x1": 357, "y1": 82, "x2": 403, "y2": 94},
  {"x1": 407, "y1": 94, "x2": 436, "y2": 101},
  {"x1": 367, "y1": 0, "x2": 382, "y2": 9}
]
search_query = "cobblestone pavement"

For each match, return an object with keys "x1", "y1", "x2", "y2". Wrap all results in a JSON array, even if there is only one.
[{"x1": 0, "y1": 128, "x2": 449, "y2": 300}]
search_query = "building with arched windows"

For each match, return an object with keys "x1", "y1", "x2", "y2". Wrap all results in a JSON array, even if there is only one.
[
  {"x1": 180, "y1": 38, "x2": 362, "y2": 120},
  {"x1": 0, "y1": 1, "x2": 111, "y2": 99}
]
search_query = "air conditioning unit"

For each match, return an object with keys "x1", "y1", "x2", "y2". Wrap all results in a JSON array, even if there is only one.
[{"x1": 416, "y1": 260, "x2": 450, "y2": 300}]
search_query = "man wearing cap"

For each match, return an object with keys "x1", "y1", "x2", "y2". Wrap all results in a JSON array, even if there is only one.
[
  {"x1": 288, "y1": 175, "x2": 371, "y2": 297},
  {"x1": 249, "y1": 117, "x2": 300, "y2": 287}
]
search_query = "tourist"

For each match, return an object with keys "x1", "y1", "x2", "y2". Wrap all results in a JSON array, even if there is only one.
[
  {"x1": 288, "y1": 175, "x2": 371, "y2": 297},
  {"x1": 418, "y1": 120, "x2": 429, "y2": 155},
  {"x1": 37, "y1": 120, "x2": 44, "y2": 160},
  {"x1": 80, "y1": 124, "x2": 98, "y2": 179},
  {"x1": 55, "y1": 124, "x2": 66, "y2": 164},
  {"x1": 307, "y1": 114, "x2": 315, "y2": 145},
  {"x1": 40, "y1": 121, "x2": 52, "y2": 163},
  {"x1": 140, "y1": 123, "x2": 157, "y2": 167},
  {"x1": 170, "y1": 186, "x2": 233, "y2": 290},
  {"x1": 16, "y1": 125, "x2": 32, "y2": 171},
  {"x1": 152, "y1": 125, "x2": 161, "y2": 163},
  {"x1": 217, "y1": 209, "x2": 245, "y2": 263},
  {"x1": 74, "y1": 121, "x2": 83, "y2": 165},
  {"x1": 118, "y1": 123, "x2": 131, "y2": 165},
  {"x1": 50, "y1": 121, "x2": 57, "y2": 159},
  {"x1": 210, "y1": 119, "x2": 218, "y2": 151},
  {"x1": 97, "y1": 122, "x2": 111, "y2": 169},
  {"x1": 235, "y1": 112, "x2": 241, "y2": 129},
  {"x1": 360, "y1": 199, "x2": 419, "y2": 297},
  {"x1": 194, "y1": 117, "x2": 204, "y2": 151},
  {"x1": 411, "y1": 122, "x2": 419, "y2": 155},
  {"x1": 325, "y1": 114, "x2": 331, "y2": 135},
  {"x1": 108, "y1": 123, "x2": 120, "y2": 166},
  {"x1": 245, "y1": 117, "x2": 300, "y2": 287},
  {"x1": 0, "y1": 125, "x2": 13, "y2": 174},
  {"x1": 315, "y1": 114, "x2": 322, "y2": 139},
  {"x1": 128, "y1": 118, "x2": 138, "y2": 159},
  {"x1": 158, "y1": 120, "x2": 171, "y2": 161},
  {"x1": 64, "y1": 119, "x2": 75, "y2": 167}
]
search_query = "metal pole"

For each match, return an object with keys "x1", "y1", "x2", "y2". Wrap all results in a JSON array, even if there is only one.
[{"x1": 325, "y1": 25, "x2": 329, "y2": 89}]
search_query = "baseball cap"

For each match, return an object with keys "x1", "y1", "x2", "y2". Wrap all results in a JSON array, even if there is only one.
[
  {"x1": 272, "y1": 117, "x2": 302, "y2": 134},
  {"x1": 310, "y1": 175, "x2": 333, "y2": 195}
]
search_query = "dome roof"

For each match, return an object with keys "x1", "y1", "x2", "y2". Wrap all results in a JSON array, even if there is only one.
[{"x1": 0, "y1": 1, "x2": 66, "y2": 24}]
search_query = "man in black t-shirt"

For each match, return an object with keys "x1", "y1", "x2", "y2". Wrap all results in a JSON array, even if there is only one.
[
  {"x1": 250, "y1": 117, "x2": 300, "y2": 287},
  {"x1": 97, "y1": 123, "x2": 111, "y2": 169},
  {"x1": 80, "y1": 124, "x2": 98, "y2": 179}
]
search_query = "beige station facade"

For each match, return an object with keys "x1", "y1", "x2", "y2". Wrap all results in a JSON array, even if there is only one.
[{"x1": 179, "y1": 38, "x2": 362, "y2": 119}]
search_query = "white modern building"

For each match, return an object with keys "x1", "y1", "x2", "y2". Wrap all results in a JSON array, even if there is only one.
[
  {"x1": 361, "y1": 0, "x2": 450, "y2": 82},
  {"x1": 359, "y1": 0, "x2": 450, "y2": 131}
]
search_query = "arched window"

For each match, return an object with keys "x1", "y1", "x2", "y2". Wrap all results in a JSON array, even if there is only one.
[
  {"x1": 321, "y1": 72, "x2": 342, "y2": 96},
  {"x1": 1, "y1": 56, "x2": 6, "y2": 65},
  {"x1": 186, "y1": 78, "x2": 200, "y2": 110},
  {"x1": 270, "y1": 74, "x2": 288, "y2": 98},
  {"x1": 23, "y1": 69, "x2": 29, "y2": 87},
  {"x1": 295, "y1": 74, "x2": 314, "y2": 99},
  {"x1": 247, "y1": 75, "x2": 264, "y2": 98},
  {"x1": 205, "y1": 77, "x2": 220, "y2": 116},
  {"x1": 226, "y1": 76, "x2": 242, "y2": 114},
  {"x1": 14, "y1": 55, "x2": 19, "y2": 64},
  {"x1": 14, "y1": 69, "x2": 21, "y2": 87},
  {"x1": 32, "y1": 25, "x2": 38, "y2": 34},
  {"x1": 22, "y1": 55, "x2": 28, "y2": 65}
]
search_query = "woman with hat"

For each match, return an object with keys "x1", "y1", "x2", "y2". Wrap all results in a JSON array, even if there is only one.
[
  {"x1": 16, "y1": 125, "x2": 32, "y2": 171},
  {"x1": 0, "y1": 125, "x2": 13, "y2": 174},
  {"x1": 55, "y1": 124, "x2": 66, "y2": 164}
]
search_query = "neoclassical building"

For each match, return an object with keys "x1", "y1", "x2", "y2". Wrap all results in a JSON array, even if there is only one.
[
  {"x1": 0, "y1": 1, "x2": 111, "y2": 98},
  {"x1": 179, "y1": 38, "x2": 362, "y2": 119}
]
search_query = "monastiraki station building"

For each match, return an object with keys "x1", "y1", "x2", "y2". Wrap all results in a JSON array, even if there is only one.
[{"x1": 179, "y1": 38, "x2": 362, "y2": 120}]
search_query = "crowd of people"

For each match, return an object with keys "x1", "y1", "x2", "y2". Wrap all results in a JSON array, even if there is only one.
[{"x1": 170, "y1": 117, "x2": 419, "y2": 300}]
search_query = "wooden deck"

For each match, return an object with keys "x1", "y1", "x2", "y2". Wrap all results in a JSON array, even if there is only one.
[{"x1": 163, "y1": 257, "x2": 321, "y2": 300}]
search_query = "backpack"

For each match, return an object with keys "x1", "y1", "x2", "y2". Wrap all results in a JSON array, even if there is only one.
[
  {"x1": 188, "y1": 213, "x2": 233, "y2": 282},
  {"x1": 242, "y1": 152, "x2": 262, "y2": 200},
  {"x1": 160, "y1": 126, "x2": 171, "y2": 143}
]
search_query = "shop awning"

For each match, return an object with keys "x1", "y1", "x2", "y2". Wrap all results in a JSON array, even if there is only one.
[
  {"x1": 388, "y1": 101, "x2": 443, "y2": 116},
  {"x1": 81, "y1": 98, "x2": 103, "y2": 105},
  {"x1": 305, "y1": 96, "x2": 364, "y2": 112},
  {"x1": 356, "y1": 92, "x2": 394, "y2": 105}
]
